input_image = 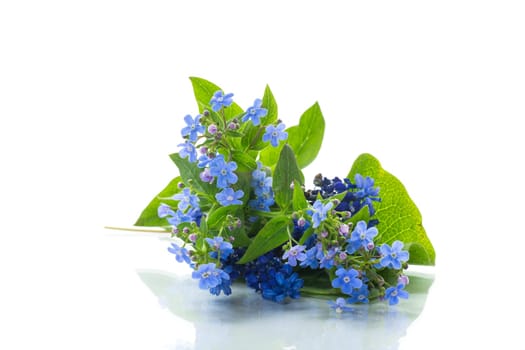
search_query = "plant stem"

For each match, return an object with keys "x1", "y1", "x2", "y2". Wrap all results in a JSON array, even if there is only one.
[{"x1": 103, "y1": 226, "x2": 169, "y2": 233}]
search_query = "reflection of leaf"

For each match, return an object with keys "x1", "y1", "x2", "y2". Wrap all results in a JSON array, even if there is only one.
[
  {"x1": 134, "y1": 177, "x2": 182, "y2": 227},
  {"x1": 349, "y1": 154, "x2": 435, "y2": 265}
]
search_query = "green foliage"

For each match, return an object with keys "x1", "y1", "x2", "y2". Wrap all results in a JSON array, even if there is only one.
[
  {"x1": 259, "y1": 102, "x2": 325, "y2": 169},
  {"x1": 238, "y1": 216, "x2": 292, "y2": 264},
  {"x1": 134, "y1": 176, "x2": 182, "y2": 227},
  {"x1": 189, "y1": 77, "x2": 243, "y2": 119},
  {"x1": 273, "y1": 145, "x2": 304, "y2": 211},
  {"x1": 169, "y1": 153, "x2": 215, "y2": 195},
  {"x1": 286, "y1": 102, "x2": 325, "y2": 169},
  {"x1": 349, "y1": 153, "x2": 435, "y2": 265}
]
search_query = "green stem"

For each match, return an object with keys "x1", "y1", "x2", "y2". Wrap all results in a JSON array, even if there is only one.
[{"x1": 103, "y1": 226, "x2": 169, "y2": 233}]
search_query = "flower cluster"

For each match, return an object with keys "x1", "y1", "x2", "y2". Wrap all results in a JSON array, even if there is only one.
[{"x1": 149, "y1": 78, "x2": 420, "y2": 311}]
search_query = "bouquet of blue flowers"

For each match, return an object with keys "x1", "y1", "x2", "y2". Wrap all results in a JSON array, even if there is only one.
[{"x1": 135, "y1": 77, "x2": 435, "y2": 311}]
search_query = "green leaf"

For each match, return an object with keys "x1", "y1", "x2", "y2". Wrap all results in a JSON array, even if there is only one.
[
  {"x1": 259, "y1": 102, "x2": 325, "y2": 169},
  {"x1": 259, "y1": 142, "x2": 284, "y2": 168},
  {"x1": 292, "y1": 180, "x2": 308, "y2": 212},
  {"x1": 348, "y1": 153, "x2": 436, "y2": 265},
  {"x1": 287, "y1": 102, "x2": 325, "y2": 169},
  {"x1": 169, "y1": 153, "x2": 215, "y2": 195},
  {"x1": 241, "y1": 85, "x2": 279, "y2": 152},
  {"x1": 134, "y1": 177, "x2": 182, "y2": 227},
  {"x1": 273, "y1": 145, "x2": 304, "y2": 211},
  {"x1": 189, "y1": 77, "x2": 244, "y2": 120},
  {"x1": 261, "y1": 85, "x2": 278, "y2": 125},
  {"x1": 206, "y1": 205, "x2": 242, "y2": 229},
  {"x1": 206, "y1": 205, "x2": 251, "y2": 247},
  {"x1": 231, "y1": 150, "x2": 257, "y2": 172},
  {"x1": 238, "y1": 216, "x2": 291, "y2": 264}
]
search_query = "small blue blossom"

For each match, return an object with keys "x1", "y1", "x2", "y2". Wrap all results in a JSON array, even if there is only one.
[
  {"x1": 253, "y1": 176, "x2": 273, "y2": 197},
  {"x1": 282, "y1": 245, "x2": 307, "y2": 267},
  {"x1": 167, "y1": 243, "x2": 192, "y2": 265},
  {"x1": 249, "y1": 196, "x2": 274, "y2": 212},
  {"x1": 181, "y1": 114, "x2": 205, "y2": 142},
  {"x1": 311, "y1": 200, "x2": 333, "y2": 228},
  {"x1": 261, "y1": 264, "x2": 304, "y2": 303},
  {"x1": 331, "y1": 267, "x2": 363, "y2": 295},
  {"x1": 262, "y1": 123, "x2": 288, "y2": 147},
  {"x1": 158, "y1": 203, "x2": 176, "y2": 218},
  {"x1": 328, "y1": 297, "x2": 353, "y2": 313},
  {"x1": 379, "y1": 241, "x2": 409, "y2": 270},
  {"x1": 209, "y1": 155, "x2": 238, "y2": 188},
  {"x1": 166, "y1": 210, "x2": 193, "y2": 226},
  {"x1": 354, "y1": 174, "x2": 380, "y2": 198},
  {"x1": 251, "y1": 162, "x2": 267, "y2": 184},
  {"x1": 205, "y1": 236, "x2": 234, "y2": 260},
  {"x1": 216, "y1": 187, "x2": 244, "y2": 206},
  {"x1": 178, "y1": 141, "x2": 198, "y2": 163},
  {"x1": 319, "y1": 247, "x2": 339, "y2": 269},
  {"x1": 172, "y1": 188, "x2": 200, "y2": 211},
  {"x1": 300, "y1": 242, "x2": 324, "y2": 269},
  {"x1": 244, "y1": 252, "x2": 283, "y2": 292},
  {"x1": 209, "y1": 277, "x2": 232, "y2": 296},
  {"x1": 191, "y1": 263, "x2": 229, "y2": 290},
  {"x1": 197, "y1": 154, "x2": 212, "y2": 168},
  {"x1": 210, "y1": 90, "x2": 234, "y2": 112},
  {"x1": 242, "y1": 98, "x2": 267, "y2": 126},
  {"x1": 347, "y1": 220, "x2": 378, "y2": 252},
  {"x1": 347, "y1": 285, "x2": 369, "y2": 304},
  {"x1": 385, "y1": 283, "x2": 409, "y2": 305}
]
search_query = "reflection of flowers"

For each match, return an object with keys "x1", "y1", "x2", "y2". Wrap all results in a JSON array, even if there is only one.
[{"x1": 137, "y1": 270, "x2": 433, "y2": 350}]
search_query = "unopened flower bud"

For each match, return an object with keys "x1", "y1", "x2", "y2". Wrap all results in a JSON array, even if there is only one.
[
  {"x1": 199, "y1": 147, "x2": 208, "y2": 154},
  {"x1": 182, "y1": 227, "x2": 190, "y2": 234},
  {"x1": 229, "y1": 236, "x2": 235, "y2": 242},
  {"x1": 189, "y1": 233, "x2": 197, "y2": 242},
  {"x1": 208, "y1": 124, "x2": 218, "y2": 134},
  {"x1": 172, "y1": 227, "x2": 179, "y2": 235},
  {"x1": 367, "y1": 242, "x2": 375, "y2": 250},
  {"x1": 228, "y1": 122, "x2": 237, "y2": 130},
  {"x1": 321, "y1": 231, "x2": 328, "y2": 238},
  {"x1": 203, "y1": 110, "x2": 210, "y2": 117},
  {"x1": 177, "y1": 182, "x2": 185, "y2": 189},
  {"x1": 339, "y1": 224, "x2": 349, "y2": 236},
  {"x1": 398, "y1": 275, "x2": 409, "y2": 286},
  {"x1": 297, "y1": 217, "x2": 306, "y2": 227},
  {"x1": 339, "y1": 252, "x2": 347, "y2": 260}
]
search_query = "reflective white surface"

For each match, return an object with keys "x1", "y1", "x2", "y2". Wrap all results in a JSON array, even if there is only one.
[{"x1": 136, "y1": 248, "x2": 434, "y2": 350}]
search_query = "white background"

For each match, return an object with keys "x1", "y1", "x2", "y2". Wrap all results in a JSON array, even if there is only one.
[{"x1": 1, "y1": 1, "x2": 524, "y2": 349}]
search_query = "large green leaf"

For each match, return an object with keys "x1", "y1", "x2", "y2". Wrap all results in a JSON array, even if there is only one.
[
  {"x1": 292, "y1": 180, "x2": 308, "y2": 212},
  {"x1": 134, "y1": 176, "x2": 182, "y2": 227},
  {"x1": 237, "y1": 215, "x2": 292, "y2": 264},
  {"x1": 287, "y1": 102, "x2": 325, "y2": 169},
  {"x1": 240, "y1": 85, "x2": 278, "y2": 152},
  {"x1": 206, "y1": 205, "x2": 251, "y2": 247},
  {"x1": 348, "y1": 153, "x2": 435, "y2": 265},
  {"x1": 169, "y1": 153, "x2": 215, "y2": 195},
  {"x1": 273, "y1": 145, "x2": 304, "y2": 211},
  {"x1": 189, "y1": 77, "x2": 244, "y2": 120},
  {"x1": 259, "y1": 102, "x2": 325, "y2": 169}
]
